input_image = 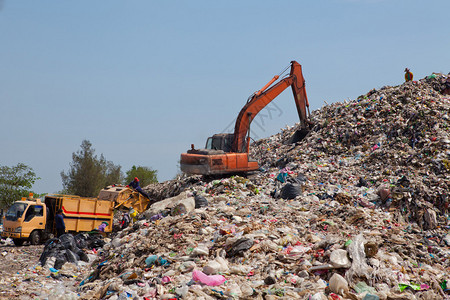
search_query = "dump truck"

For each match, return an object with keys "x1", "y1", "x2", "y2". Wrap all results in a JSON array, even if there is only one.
[
  {"x1": 180, "y1": 60, "x2": 312, "y2": 175},
  {"x1": 98, "y1": 184, "x2": 151, "y2": 214},
  {"x1": 1, "y1": 194, "x2": 114, "y2": 246}
]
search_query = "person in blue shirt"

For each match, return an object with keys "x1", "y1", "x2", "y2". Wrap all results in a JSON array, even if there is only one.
[
  {"x1": 55, "y1": 209, "x2": 65, "y2": 238},
  {"x1": 128, "y1": 177, "x2": 150, "y2": 199}
]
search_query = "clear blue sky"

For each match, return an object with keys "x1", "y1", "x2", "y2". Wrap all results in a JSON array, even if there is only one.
[{"x1": 1, "y1": 0, "x2": 449, "y2": 194}]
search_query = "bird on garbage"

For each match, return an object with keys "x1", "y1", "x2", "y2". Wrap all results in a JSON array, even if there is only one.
[{"x1": 404, "y1": 68, "x2": 413, "y2": 82}]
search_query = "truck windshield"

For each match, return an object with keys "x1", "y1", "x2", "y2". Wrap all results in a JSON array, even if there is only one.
[{"x1": 5, "y1": 202, "x2": 27, "y2": 221}]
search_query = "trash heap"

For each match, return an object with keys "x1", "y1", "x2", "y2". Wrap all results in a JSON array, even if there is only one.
[
  {"x1": 145, "y1": 175, "x2": 203, "y2": 201},
  {"x1": 39, "y1": 233, "x2": 106, "y2": 270},
  {"x1": 77, "y1": 74, "x2": 450, "y2": 300},
  {"x1": 252, "y1": 73, "x2": 450, "y2": 225}
]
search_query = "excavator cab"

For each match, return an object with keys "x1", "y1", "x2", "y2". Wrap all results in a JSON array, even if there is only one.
[
  {"x1": 205, "y1": 133, "x2": 234, "y2": 152},
  {"x1": 187, "y1": 133, "x2": 236, "y2": 155},
  {"x1": 181, "y1": 133, "x2": 256, "y2": 175}
]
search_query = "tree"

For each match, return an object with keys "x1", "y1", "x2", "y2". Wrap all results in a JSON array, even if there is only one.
[
  {"x1": 124, "y1": 165, "x2": 158, "y2": 187},
  {"x1": 0, "y1": 163, "x2": 40, "y2": 208},
  {"x1": 61, "y1": 140, "x2": 123, "y2": 197}
]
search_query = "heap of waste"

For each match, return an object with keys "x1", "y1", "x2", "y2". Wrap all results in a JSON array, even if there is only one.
[
  {"x1": 0, "y1": 233, "x2": 105, "y2": 299},
  {"x1": 75, "y1": 73, "x2": 450, "y2": 299},
  {"x1": 39, "y1": 233, "x2": 106, "y2": 271}
]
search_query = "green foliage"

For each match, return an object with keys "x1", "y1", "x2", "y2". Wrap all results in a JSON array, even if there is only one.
[
  {"x1": 125, "y1": 165, "x2": 158, "y2": 187},
  {"x1": 61, "y1": 140, "x2": 123, "y2": 197},
  {"x1": 0, "y1": 163, "x2": 40, "y2": 208}
]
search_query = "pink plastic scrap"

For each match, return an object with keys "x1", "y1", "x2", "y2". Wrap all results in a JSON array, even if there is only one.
[{"x1": 192, "y1": 270, "x2": 226, "y2": 286}]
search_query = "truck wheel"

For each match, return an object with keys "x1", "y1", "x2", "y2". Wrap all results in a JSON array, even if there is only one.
[
  {"x1": 13, "y1": 239, "x2": 24, "y2": 246},
  {"x1": 29, "y1": 230, "x2": 41, "y2": 245}
]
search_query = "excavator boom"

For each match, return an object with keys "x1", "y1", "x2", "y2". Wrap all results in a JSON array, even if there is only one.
[{"x1": 233, "y1": 61, "x2": 309, "y2": 152}]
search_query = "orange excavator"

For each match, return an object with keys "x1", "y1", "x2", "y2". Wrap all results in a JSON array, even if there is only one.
[{"x1": 180, "y1": 60, "x2": 311, "y2": 175}]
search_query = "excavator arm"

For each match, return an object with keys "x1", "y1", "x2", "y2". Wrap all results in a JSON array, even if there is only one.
[{"x1": 232, "y1": 61, "x2": 310, "y2": 153}]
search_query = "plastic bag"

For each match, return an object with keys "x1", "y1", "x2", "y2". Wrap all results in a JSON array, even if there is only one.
[
  {"x1": 346, "y1": 234, "x2": 370, "y2": 280},
  {"x1": 54, "y1": 252, "x2": 67, "y2": 270},
  {"x1": 65, "y1": 249, "x2": 79, "y2": 264},
  {"x1": 276, "y1": 172, "x2": 288, "y2": 183},
  {"x1": 192, "y1": 269, "x2": 226, "y2": 286},
  {"x1": 145, "y1": 255, "x2": 158, "y2": 267},
  {"x1": 329, "y1": 273, "x2": 349, "y2": 295},
  {"x1": 225, "y1": 282, "x2": 242, "y2": 298},
  {"x1": 329, "y1": 249, "x2": 351, "y2": 268},
  {"x1": 39, "y1": 238, "x2": 58, "y2": 265},
  {"x1": 194, "y1": 194, "x2": 208, "y2": 208},
  {"x1": 226, "y1": 238, "x2": 254, "y2": 257},
  {"x1": 74, "y1": 233, "x2": 88, "y2": 249},
  {"x1": 77, "y1": 249, "x2": 89, "y2": 262},
  {"x1": 280, "y1": 183, "x2": 302, "y2": 199},
  {"x1": 59, "y1": 234, "x2": 79, "y2": 252},
  {"x1": 295, "y1": 173, "x2": 307, "y2": 183}
]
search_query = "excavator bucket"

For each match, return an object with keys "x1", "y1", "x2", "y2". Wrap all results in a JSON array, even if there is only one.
[
  {"x1": 98, "y1": 185, "x2": 150, "y2": 213},
  {"x1": 286, "y1": 127, "x2": 310, "y2": 144}
]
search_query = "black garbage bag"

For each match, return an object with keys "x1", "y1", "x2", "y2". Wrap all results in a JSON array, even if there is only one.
[
  {"x1": 54, "y1": 252, "x2": 67, "y2": 270},
  {"x1": 280, "y1": 183, "x2": 302, "y2": 199},
  {"x1": 93, "y1": 239, "x2": 106, "y2": 249},
  {"x1": 226, "y1": 238, "x2": 254, "y2": 257},
  {"x1": 59, "y1": 234, "x2": 79, "y2": 253},
  {"x1": 87, "y1": 235, "x2": 105, "y2": 249},
  {"x1": 397, "y1": 175, "x2": 410, "y2": 187},
  {"x1": 74, "y1": 233, "x2": 88, "y2": 249},
  {"x1": 270, "y1": 188, "x2": 281, "y2": 199},
  {"x1": 44, "y1": 237, "x2": 59, "y2": 248},
  {"x1": 294, "y1": 173, "x2": 307, "y2": 184},
  {"x1": 40, "y1": 233, "x2": 105, "y2": 269},
  {"x1": 39, "y1": 238, "x2": 59, "y2": 265},
  {"x1": 65, "y1": 249, "x2": 79, "y2": 264},
  {"x1": 356, "y1": 177, "x2": 368, "y2": 187},
  {"x1": 77, "y1": 249, "x2": 89, "y2": 262},
  {"x1": 40, "y1": 250, "x2": 56, "y2": 266},
  {"x1": 194, "y1": 193, "x2": 208, "y2": 209}
]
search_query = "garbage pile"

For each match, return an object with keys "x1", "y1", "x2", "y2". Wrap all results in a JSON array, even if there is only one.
[
  {"x1": 253, "y1": 73, "x2": 450, "y2": 223},
  {"x1": 77, "y1": 74, "x2": 450, "y2": 299},
  {"x1": 145, "y1": 175, "x2": 203, "y2": 201},
  {"x1": 39, "y1": 233, "x2": 106, "y2": 270}
]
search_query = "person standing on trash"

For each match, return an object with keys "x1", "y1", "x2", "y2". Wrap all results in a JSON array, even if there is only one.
[
  {"x1": 55, "y1": 209, "x2": 66, "y2": 238},
  {"x1": 120, "y1": 211, "x2": 131, "y2": 229},
  {"x1": 404, "y1": 68, "x2": 413, "y2": 82},
  {"x1": 127, "y1": 177, "x2": 150, "y2": 199},
  {"x1": 97, "y1": 221, "x2": 108, "y2": 232},
  {"x1": 443, "y1": 74, "x2": 450, "y2": 95}
]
